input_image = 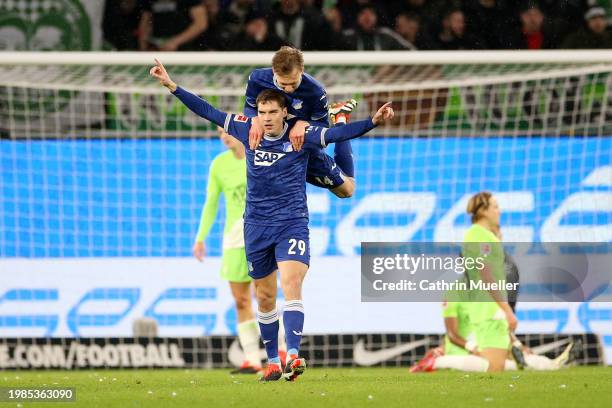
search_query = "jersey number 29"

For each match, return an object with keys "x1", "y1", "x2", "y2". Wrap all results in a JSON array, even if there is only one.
[{"x1": 288, "y1": 239, "x2": 306, "y2": 255}]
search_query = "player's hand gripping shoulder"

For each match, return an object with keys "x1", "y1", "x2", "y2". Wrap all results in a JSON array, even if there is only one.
[
  {"x1": 288, "y1": 120, "x2": 309, "y2": 152},
  {"x1": 248, "y1": 116, "x2": 264, "y2": 150},
  {"x1": 372, "y1": 102, "x2": 394, "y2": 126},
  {"x1": 150, "y1": 58, "x2": 177, "y2": 92}
]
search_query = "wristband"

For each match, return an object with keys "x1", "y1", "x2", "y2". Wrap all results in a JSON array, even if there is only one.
[{"x1": 465, "y1": 340, "x2": 478, "y2": 353}]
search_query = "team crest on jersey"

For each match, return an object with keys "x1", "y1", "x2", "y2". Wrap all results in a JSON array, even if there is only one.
[
  {"x1": 480, "y1": 243, "x2": 491, "y2": 256},
  {"x1": 282, "y1": 142, "x2": 294, "y2": 152},
  {"x1": 292, "y1": 99, "x2": 303, "y2": 110},
  {"x1": 254, "y1": 149, "x2": 285, "y2": 166},
  {"x1": 234, "y1": 114, "x2": 248, "y2": 123}
]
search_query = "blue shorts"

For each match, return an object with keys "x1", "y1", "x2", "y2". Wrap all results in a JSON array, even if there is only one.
[
  {"x1": 244, "y1": 222, "x2": 310, "y2": 279},
  {"x1": 306, "y1": 149, "x2": 345, "y2": 189}
]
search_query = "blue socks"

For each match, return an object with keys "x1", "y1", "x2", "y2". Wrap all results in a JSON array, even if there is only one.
[
  {"x1": 258, "y1": 301, "x2": 305, "y2": 362},
  {"x1": 333, "y1": 140, "x2": 354, "y2": 178},
  {"x1": 257, "y1": 308, "x2": 280, "y2": 363},
  {"x1": 283, "y1": 300, "x2": 304, "y2": 356}
]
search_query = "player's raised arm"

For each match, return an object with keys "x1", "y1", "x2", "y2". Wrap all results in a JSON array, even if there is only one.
[
  {"x1": 305, "y1": 102, "x2": 394, "y2": 147},
  {"x1": 150, "y1": 58, "x2": 177, "y2": 91},
  {"x1": 150, "y1": 58, "x2": 231, "y2": 132}
]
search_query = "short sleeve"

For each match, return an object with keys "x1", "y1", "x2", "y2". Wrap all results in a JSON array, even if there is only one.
[{"x1": 224, "y1": 113, "x2": 251, "y2": 144}]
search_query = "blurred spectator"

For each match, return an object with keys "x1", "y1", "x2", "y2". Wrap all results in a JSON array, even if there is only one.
[
  {"x1": 336, "y1": 0, "x2": 391, "y2": 29},
  {"x1": 463, "y1": 0, "x2": 517, "y2": 49},
  {"x1": 268, "y1": 0, "x2": 333, "y2": 50},
  {"x1": 138, "y1": 0, "x2": 208, "y2": 51},
  {"x1": 394, "y1": 12, "x2": 436, "y2": 50},
  {"x1": 387, "y1": 0, "x2": 449, "y2": 33},
  {"x1": 324, "y1": 6, "x2": 343, "y2": 34},
  {"x1": 324, "y1": 7, "x2": 352, "y2": 49},
  {"x1": 509, "y1": 2, "x2": 559, "y2": 49},
  {"x1": 434, "y1": 9, "x2": 482, "y2": 50},
  {"x1": 387, "y1": 0, "x2": 427, "y2": 17},
  {"x1": 586, "y1": 0, "x2": 612, "y2": 26},
  {"x1": 200, "y1": 0, "x2": 234, "y2": 49},
  {"x1": 562, "y1": 7, "x2": 612, "y2": 48},
  {"x1": 103, "y1": 0, "x2": 141, "y2": 50},
  {"x1": 342, "y1": 5, "x2": 409, "y2": 50},
  {"x1": 539, "y1": 0, "x2": 586, "y2": 32},
  {"x1": 225, "y1": 0, "x2": 257, "y2": 35},
  {"x1": 232, "y1": 11, "x2": 285, "y2": 50}
]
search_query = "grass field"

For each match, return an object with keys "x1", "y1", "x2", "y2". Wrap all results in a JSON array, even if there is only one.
[{"x1": 1, "y1": 366, "x2": 610, "y2": 408}]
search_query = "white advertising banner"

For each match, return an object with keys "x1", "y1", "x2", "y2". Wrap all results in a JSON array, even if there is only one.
[{"x1": 1, "y1": 257, "x2": 610, "y2": 363}]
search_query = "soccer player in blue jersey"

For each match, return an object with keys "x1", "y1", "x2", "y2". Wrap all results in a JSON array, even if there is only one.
[
  {"x1": 150, "y1": 58, "x2": 394, "y2": 382},
  {"x1": 245, "y1": 46, "x2": 358, "y2": 199}
]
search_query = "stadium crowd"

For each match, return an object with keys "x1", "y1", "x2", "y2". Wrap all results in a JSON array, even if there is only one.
[{"x1": 103, "y1": 0, "x2": 612, "y2": 51}]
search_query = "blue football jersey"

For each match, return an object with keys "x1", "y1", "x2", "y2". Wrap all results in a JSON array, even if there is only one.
[
  {"x1": 244, "y1": 68, "x2": 329, "y2": 127},
  {"x1": 223, "y1": 113, "x2": 324, "y2": 226},
  {"x1": 171, "y1": 86, "x2": 375, "y2": 226}
]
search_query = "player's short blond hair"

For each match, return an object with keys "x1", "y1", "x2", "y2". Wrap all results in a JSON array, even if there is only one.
[
  {"x1": 466, "y1": 191, "x2": 493, "y2": 223},
  {"x1": 272, "y1": 46, "x2": 304, "y2": 75}
]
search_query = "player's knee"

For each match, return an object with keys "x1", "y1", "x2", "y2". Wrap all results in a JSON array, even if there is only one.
[
  {"x1": 483, "y1": 354, "x2": 506, "y2": 372},
  {"x1": 233, "y1": 293, "x2": 251, "y2": 312},
  {"x1": 280, "y1": 275, "x2": 303, "y2": 298},
  {"x1": 255, "y1": 288, "x2": 276, "y2": 309}
]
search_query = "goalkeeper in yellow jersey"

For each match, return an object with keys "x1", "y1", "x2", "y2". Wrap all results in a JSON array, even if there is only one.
[{"x1": 193, "y1": 127, "x2": 288, "y2": 373}]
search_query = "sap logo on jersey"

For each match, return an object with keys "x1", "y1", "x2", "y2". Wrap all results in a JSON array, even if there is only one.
[{"x1": 254, "y1": 150, "x2": 285, "y2": 166}]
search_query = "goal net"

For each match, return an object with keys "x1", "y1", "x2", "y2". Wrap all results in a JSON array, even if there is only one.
[
  {"x1": 1, "y1": 51, "x2": 610, "y2": 258},
  {"x1": 1, "y1": 51, "x2": 611, "y2": 364}
]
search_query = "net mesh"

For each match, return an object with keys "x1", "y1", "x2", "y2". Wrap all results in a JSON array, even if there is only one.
[
  {"x1": 2, "y1": 61, "x2": 612, "y2": 139},
  {"x1": 1, "y1": 55, "x2": 611, "y2": 363},
  {"x1": 1, "y1": 60, "x2": 610, "y2": 257}
]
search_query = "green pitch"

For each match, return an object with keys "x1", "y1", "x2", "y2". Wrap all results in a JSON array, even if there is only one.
[{"x1": 2, "y1": 367, "x2": 610, "y2": 408}]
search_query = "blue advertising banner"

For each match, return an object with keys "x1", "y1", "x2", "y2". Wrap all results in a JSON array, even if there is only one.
[{"x1": 1, "y1": 137, "x2": 610, "y2": 257}]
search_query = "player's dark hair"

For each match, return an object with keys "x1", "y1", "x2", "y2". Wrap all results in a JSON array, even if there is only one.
[
  {"x1": 466, "y1": 191, "x2": 493, "y2": 223},
  {"x1": 272, "y1": 46, "x2": 304, "y2": 75},
  {"x1": 256, "y1": 89, "x2": 287, "y2": 109}
]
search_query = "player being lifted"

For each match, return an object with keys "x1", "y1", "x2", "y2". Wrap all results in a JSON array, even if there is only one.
[
  {"x1": 245, "y1": 46, "x2": 358, "y2": 198},
  {"x1": 150, "y1": 58, "x2": 394, "y2": 381},
  {"x1": 192, "y1": 126, "x2": 285, "y2": 374}
]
